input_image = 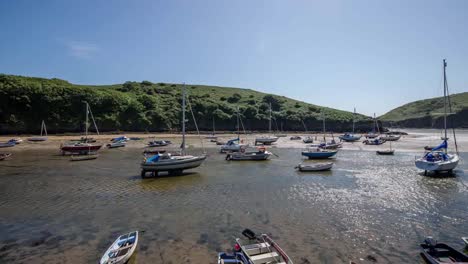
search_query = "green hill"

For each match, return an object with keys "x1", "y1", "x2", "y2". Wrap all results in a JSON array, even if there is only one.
[
  {"x1": 380, "y1": 92, "x2": 468, "y2": 128},
  {"x1": 0, "y1": 74, "x2": 372, "y2": 134}
]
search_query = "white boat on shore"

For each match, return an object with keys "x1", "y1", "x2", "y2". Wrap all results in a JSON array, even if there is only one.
[
  {"x1": 100, "y1": 231, "x2": 138, "y2": 264},
  {"x1": 295, "y1": 162, "x2": 333, "y2": 171},
  {"x1": 107, "y1": 141, "x2": 126, "y2": 148}
]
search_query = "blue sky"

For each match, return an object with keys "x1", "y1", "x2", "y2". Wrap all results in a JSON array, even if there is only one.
[{"x1": 1, "y1": 0, "x2": 467, "y2": 116}]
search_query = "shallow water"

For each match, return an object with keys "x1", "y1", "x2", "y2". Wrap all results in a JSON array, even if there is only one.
[{"x1": 0, "y1": 146, "x2": 467, "y2": 263}]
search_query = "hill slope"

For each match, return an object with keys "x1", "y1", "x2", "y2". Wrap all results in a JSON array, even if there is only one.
[
  {"x1": 380, "y1": 92, "x2": 468, "y2": 128},
  {"x1": 0, "y1": 74, "x2": 371, "y2": 134}
]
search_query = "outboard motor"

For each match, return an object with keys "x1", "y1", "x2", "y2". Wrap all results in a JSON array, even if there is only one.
[
  {"x1": 424, "y1": 237, "x2": 437, "y2": 247},
  {"x1": 242, "y1": 229, "x2": 257, "y2": 240}
]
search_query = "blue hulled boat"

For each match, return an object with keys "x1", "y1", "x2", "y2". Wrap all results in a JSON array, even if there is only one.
[{"x1": 301, "y1": 148, "x2": 337, "y2": 159}]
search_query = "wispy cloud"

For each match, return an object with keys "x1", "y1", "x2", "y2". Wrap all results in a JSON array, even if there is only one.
[{"x1": 66, "y1": 41, "x2": 98, "y2": 59}]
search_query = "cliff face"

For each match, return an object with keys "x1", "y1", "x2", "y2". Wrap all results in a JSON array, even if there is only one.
[
  {"x1": 0, "y1": 74, "x2": 375, "y2": 134},
  {"x1": 380, "y1": 92, "x2": 468, "y2": 128}
]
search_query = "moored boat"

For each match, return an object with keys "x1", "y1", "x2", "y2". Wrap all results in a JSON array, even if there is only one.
[
  {"x1": 8, "y1": 138, "x2": 23, "y2": 144},
  {"x1": 290, "y1": 136, "x2": 301, "y2": 140},
  {"x1": 302, "y1": 136, "x2": 313, "y2": 143},
  {"x1": 70, "y1": 153, "x2": 99, "y2": 161},
  {"x1": 363, "y1": 138, "x2": 386, "y2": 145},
  {"x1": 225, "y1": 147, "x2": 271, "y2": 161},
  {"x1": 339, "y1": 108, "x2": 361, "y2": 142},
  {"x1": 415, "y1": 60, "x2": 459, "y2": 175},
  {"x1": 302, "y1": 148, "x2": 337, "y2": 159},
  {"x1": 28, "y1": 120, "x2": 48, "y2": 142},
  {"x1": 255, "y1": 103, "x2": 279, "y2": 145},
  {"x1": 376, "y1": 150, "x2": 394, "y2": 155},
  {"x1": 380, "y1": 134, "x2": 401, "y2": 141},
  {"x1": 420, "y1": 237, "x2": 468, "y2": 264},
  {"x1": 61, "y1": 143, "x2": 102, "y2": 154},
  {"x1": 147, "y1": 140, "x2": 171, "y2": 147},
  {"x1": 0, "y1": 153, "x2": 12, "y2": 161},
  {"x1": 0, "y1": 141, "x2": 16, "y2": 148},
  {"x1": 107, "y1": 141, "x2": 126, "y2": 148},
  {"x1": 295, "y1": 162, "x2": 333, "y2": 171},
  {"x1": 100, "y1": 231, "x2": 138, "y2": 264},
  {"x1": 111, "y1": 136, "x2": 129, "y2": 142}
]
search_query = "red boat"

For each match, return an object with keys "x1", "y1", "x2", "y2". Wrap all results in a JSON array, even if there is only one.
[{"x1": 61, "y1": 143, "x2": 102, "y2": 154}]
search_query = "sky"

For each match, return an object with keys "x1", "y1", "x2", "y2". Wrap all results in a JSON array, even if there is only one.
[{"x1": 1, "y1": 0, "x2": 468, "y2": 116}]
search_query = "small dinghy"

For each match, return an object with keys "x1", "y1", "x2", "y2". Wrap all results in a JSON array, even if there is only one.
[
  {"x1": 70, "y1": 153, "x2": 99, "y2": 161},
  {"x1": 0, "y1": 141, "x2": 16, "y2": 148},
  {"x1": 100, "y1": 231, "x2": 138, "y2": 264},
  {"x1": 107, "y1": 141, "x2": 126, "y2": 148},
  {"x1": 420, "y1": 237, "x2": 468, "y2": 264},
  {"x1": 0, "y1": 153, "x2": 12, "y2": 161},
  {"x1": 376, "y1": 150, "x2": 394, "y2": 155},
  {"x1": 302, "y1": 136, "x2": 313, "y2": 143},
  {"x1": 295, "y1": 162, "x2": 333, "y2": 172},
  {"x1": 290, "y1": 136, "x2": 301, "y2": 140}
]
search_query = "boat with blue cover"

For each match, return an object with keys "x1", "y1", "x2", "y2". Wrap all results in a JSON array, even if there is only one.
[
  {"x1": 415, "y1": 60, "x2": 459, "y2": 175},
  {"x1": 339, "y1": 108, "x2": 361, "y2": 142}
]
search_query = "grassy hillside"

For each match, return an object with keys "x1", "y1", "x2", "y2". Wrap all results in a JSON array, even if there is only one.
[
  {"x1": 0, "y1": 74, "x2": 371, "y2": 134},
  {"x1": 380, "y1": 92, "x2": 468, "y2": 128}
]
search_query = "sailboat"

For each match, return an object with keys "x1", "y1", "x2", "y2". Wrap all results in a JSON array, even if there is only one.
[
  {"x1": 274, "y1": 120, "x2": 287, "y2": 137},
  {"x1": 309, "y1": 111, "x2": 341, "y2": 149},
  {"x1": 27, "y1": 120, "x2": 48, "y2": 142},
  {"x1": 377, "y1": 141, "x2": 394, "y2": 155},
  {"x1": 415, "y1": 59, "x2": 459, "y2": 175},
  {"x1": 61, "y1": 102, "x2": 102, "y2": 155},
  {"x1": 339, "y1": 108, "x2": 362, "y2": 142},
  {"x1": 220, "y1": 108, "x2": 248, "y2": 153},
  {"x1": 302, "y1": 112, "x2": 339, "y2": 159},
  {"x1": 255, "y1": 103, "x2": 279, "y2": 145},
  {"x1": 365, "y1": 113, "x2": 379, "y2": 139},
  {"x1": 205, "y1": 116, "x2": 217, "y2": 140},
  {"x1": 140, "y1": 84, "x2": 206, "y2": 178}
]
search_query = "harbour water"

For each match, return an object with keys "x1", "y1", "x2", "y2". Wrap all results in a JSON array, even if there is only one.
[{"x1": 1, "y1": 141, "x2": 468, "y2": 263}]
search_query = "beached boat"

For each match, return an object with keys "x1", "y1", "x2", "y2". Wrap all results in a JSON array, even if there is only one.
[
  {"x1": 0, "y1": 153, "x2": 12, "y2": 161},
  {"x1": 302, "y1": 148, "x2": 337, "y2": 159},
  {"x1": 8, "y1": 138, "x2": 23, "y2": 144},
  {"x1": 0, "y1": 141, "x2": 16, "y2": 148},
  {"x1": 107, "y1": 141, "x2": 126, "y2": 148},
  {"x1": 28, "y1": 120, "x2": 48, "y2": 142},
  {"x1": 147, "y1": 140, "x2": 171, "y2": 147},
  {"x1": 302, "y1": 136, "x2": 313, "y2": 143},
  {"x1": 377, "y1": 141, "x2": 394, "y2": 155},
  {"x1": 420, "y1": 237, "x2": 468, "y2": 264},
  {"x1": 225, "y1": 147, "x2": 271, "y2": 161},
  {"x1": 140, "y1": 85, "x2": 206, "y2": 178},
  {"x1": 221, "y1": 109, "x2": 248, "y2": 152},
  {"x1": 290, "y1": 136, "x2": 301, "y2": 140},
  {"x1": 234, "y1": 229, "x2": 293, "y2": 264},
  {"x1": 295, "y1": 162, "x2": 333, "y2": 171},
  {"x1": 255, "y1": 103, "x2": 279, "y2": 145},
  {"x1": 100, "y1": 231, "x2": 138, "y2": 264},
  {"x1": 380, "y1": 134, "x2": 401, "y2": 141},
  {"x1": 339, "y1": 108, "x2": 361, "y2": 142},
  {"x1": 111, "y1": 136, "x2": 129, "y2": 142},
  {"x1": 60, "y1": 102, "x2": 102, "y2": 154},
  {"x1": 415, "y1": 60, "x2": 459, "y2": 175},
  {"x1": 311, "y1": 112, "x2": 342, "y2": 150},
  {"x1": 70, "y1": 153, "x2": 99, "y2": 161},
  {"x1": 363, "y1": 138, "x2": 386, "y2": 145}
]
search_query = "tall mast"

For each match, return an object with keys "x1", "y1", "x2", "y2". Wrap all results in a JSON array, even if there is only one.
[
  {"x1": 181, "y1": 84, "x2": 186, "y2": 155},
  {"x1": 443, "y1": 59, "x2": 447, "y2": 146},
  {"x1": 85, "y1": 102, "x2": 89, "y2": 139},
  {"x1": 374, "y1": 113, "x2": 380, "y2": 134},
  {"x1": 237, "y1": 107, "x2": 240, "y2": 138},
  {"x1": 352, "y1": 107, "x2": 356, "y2": 133},
  {"x1": 269, "y1": 102, "x2": 272, "y2": 134},
  {"x1": 322, "y1": 111, "x2": 326, "y2": 142}
]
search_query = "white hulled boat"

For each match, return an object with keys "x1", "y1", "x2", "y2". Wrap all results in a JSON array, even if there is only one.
[{"x1": 415, "y1": 60, "x2": 459, "y2": 175}]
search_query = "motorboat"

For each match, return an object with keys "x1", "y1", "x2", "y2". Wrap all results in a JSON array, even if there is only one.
[
  {"x1": 0, "y1": 141, "x2": 16, "y2": 148},
  {"x1": 295, "y1": 162, "x2": 333, "y2": 171},
  {"x1": 302, "y1": 136, "x2": 313, "y2": 143},
  {"x1": 27, "y1": 120, "x2": 48, "y2": 142},
  {"x1": 234, "y1": 229, "x2": 293, "y2": 264},
  {"x1": 415, "y1": 60, "x2": 459, "y2": 175},
  {"x1": 220, "y1": 138, "x2": 248, "y2": 153},
  {"x1": 107, "y1": 141, "x2": 126, "y2": 148},
  {"x1": 363, "y1": 138, "x2": 386, "y2": 145},
  {"x1": 225, "y1": 147, "x2": 271, "y2": 161},
  {"x1": 111, "y1": 136, "x2": 129, "y2": 142},
  {"x1": 0, "y1": 153, "x2": 12, "y2": 161},
  {"x1": 302, "y1": 148, "x2": 337, "y2": 159},
  {"x1": 420, "y1": 237, "x2": 468, "y2": 264},
  {"x1": 147, "y1": 140, "x2": 171, "y2": 147},
  {"x1": 100, "y1": 231, "x2": 138, "y2": 264}
]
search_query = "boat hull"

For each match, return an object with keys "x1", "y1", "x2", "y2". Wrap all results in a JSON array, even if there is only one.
[
  {"x1": 0, "y1": 142, "x2": 16, "y2": 148},
  {"x1": 226, "y1": 151, "x2": 271, "y2": 161},
  {"x1": 27, "y1": 137, "x2": 48, "y2": 142},
  {"x1": 415, "y1": 154, "x2": 459, "y2": 172},
  {"x1": 141, "y1": 155, "x2": 206, "y2": 172},
  {"x1": 339, "y1": 135, "x2": 361, "y2": 142},
  {"x1": 376, "y1": 150, "x2": 394, "y2": 155},
  {"x1": 301, "y1": 151, "x2": 337, "y2": 159},
  {"x1": 296, "y1": 162, "x2": 333, "y2": 171},
  {"x1": 61, "y1": 144, "x2": 102, "y2": 154},
  {"x1": 255, "y1": 137, "x2": 278, "y2": 145}
]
